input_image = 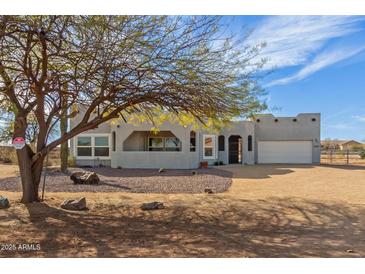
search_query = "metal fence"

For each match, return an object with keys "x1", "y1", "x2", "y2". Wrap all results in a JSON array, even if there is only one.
[{"x1": 321, "y1": 149, "x2": 365, "y2": 165}]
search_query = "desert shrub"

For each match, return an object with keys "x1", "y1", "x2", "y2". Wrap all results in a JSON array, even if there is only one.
[
  {"x1": 0, "y1": 145, "x2": 63, "y2": 166},
  {"x1": 0, "y1": 146, "x2": 17, "y2": 164},
  {"x1": 2, "y1": 157, "x2": 12, "y2": 164},
  {"x1": 360, "y1": 151, "x2": 365, "y2": 160},
  {"x1": 68, "y1": 156, "x2": 76, "y2": 167}
]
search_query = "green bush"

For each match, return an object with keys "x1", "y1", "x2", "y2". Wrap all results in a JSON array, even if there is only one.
[{"x1": 360, "y1": 151, "x2": 365, "y2": 160}]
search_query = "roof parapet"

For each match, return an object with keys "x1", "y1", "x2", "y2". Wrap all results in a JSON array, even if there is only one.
[{"x1": 255, "y1": 113, "x2": 320, "y2": 119}]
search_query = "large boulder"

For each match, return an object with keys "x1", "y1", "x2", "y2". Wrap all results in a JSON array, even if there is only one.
[
  {"x1": 70, "y1": 171, "x2": 100, "y2": 185},
  {"x1": 60, "y1": 197, "x2": 87, "y2": 211},
  {"x1": 0, "y1": 196, "x2": 9, "y2": 209},
  {"x1": 140, "y1": 201, "x2": 165, "y2": 211}
]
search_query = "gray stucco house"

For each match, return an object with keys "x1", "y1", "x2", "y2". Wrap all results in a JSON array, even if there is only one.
[{"x1": 70, "y1": 113, "x2": 321, "y2": 169}]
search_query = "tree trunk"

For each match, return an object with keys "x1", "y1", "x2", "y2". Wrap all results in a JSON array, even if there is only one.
[
  {"x1": 60, "y1": 84, "x2": 68, "y2": 173},
  {"x1": 13, "y1": 115, "x2": 44, "y2": 203},
  {"x1": 60, "y1": 115, "x2": 68, "y2": 173},
  {"x1": 16, "y1": 146, "x2": 44, "y2": 203}
]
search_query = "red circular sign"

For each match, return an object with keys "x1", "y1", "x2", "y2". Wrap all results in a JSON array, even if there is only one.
[{"x1": 12, "y1": 137, "x2": 25, "y2": 150}]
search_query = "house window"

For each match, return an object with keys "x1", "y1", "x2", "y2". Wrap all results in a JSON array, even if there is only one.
[
  {"x1": 94, "y1": 136, "x2": 109, "y2": 157},
  {"x1": 203, "y1": 135, "x2": 216, "y2": 159},
  {"x1": 77, "y1": 136, "x2": 92, "y2": 156},
  {"x1": 218, "y1": 135, "x2": 225, "y2": 151},
  {"x1": 148, "y1": 137, "x2": 164, "y2": 151},
  {"x1": 76, "y1": 135, "x2": 110, "y2": 158},
  {"x1": 165, "y1": 137, "x2": 181, "y2": 151},
  {"x1": 248, "y1": 135, "x2": 253, "y2": 152},
  {"x1": 190, "y1": 131, "x2": 196, "y2": 152},
  {"x1": 148, "y1": 137, "x2": 182, "y2": 151}
]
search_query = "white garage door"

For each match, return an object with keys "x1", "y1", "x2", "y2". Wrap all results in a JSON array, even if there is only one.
[{"x1": 258, "y1": 141, "x2": 313, "y2": 164}]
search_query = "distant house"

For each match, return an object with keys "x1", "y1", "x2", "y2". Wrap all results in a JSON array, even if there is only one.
[{"x1": 321, "y1": 140, "x2": 363, "y2": 150}]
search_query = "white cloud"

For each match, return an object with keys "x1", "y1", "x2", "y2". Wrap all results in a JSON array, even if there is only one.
[
  {"x1": 249, "y1": 16, "x2": 364, "y2": 69},
  {"x1": 328, "y1": 123, "x2": 357, "y2": 130},
  {"x1": 266, "y1": 44, "x2": 365, "y2": 87},
  {"x1": 353, "y1": 115, "x2": 365, "y2": 122}
]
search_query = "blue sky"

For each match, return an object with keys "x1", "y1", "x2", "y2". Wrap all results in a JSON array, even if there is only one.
[
  {"x1": 1, "y1": 16, "x2": 365, "y2": 143},
  {"x1": 225, "y1": 16, "x2": 365, "y2": 141}
]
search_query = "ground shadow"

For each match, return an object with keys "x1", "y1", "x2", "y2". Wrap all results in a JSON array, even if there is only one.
[
  {"x1": 217, "y1": 163, "x2": 365, "y2": 180},
  {"x1": 1, "y1": 197, "x2": 364, "y2": 257},
  {"x1": 99, "y1": 182, "x2": 131, "y2": 190},
  {"x1": 215, "y1": 164, "x2": 316, "y2": 180}
]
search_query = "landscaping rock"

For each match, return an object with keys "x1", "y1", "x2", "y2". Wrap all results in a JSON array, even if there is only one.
[
  {"x1": 204, "y1": 188, "x2": 214, "y2": 194},
  {"x1": 0, "y1": 167, "x2": 232, "y2": 194},
  {"x1": 70, "y1": 172, "x2": 100, "y2": 185},
  {"x1": 140, "y1": 201, "x2": 165, "y2": 210},
  {"x1": 158, "y1": 168, "x2": 165, "y2": 173},
  {"x1": 0, "y1": 196, "x2": 9, "y2": 209},
  {"x1": 60, "y1": 197, "x2": 87, "y2": 211}
]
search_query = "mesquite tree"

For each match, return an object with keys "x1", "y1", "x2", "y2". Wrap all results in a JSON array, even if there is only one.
[{"x1": 0, "y1": 16, "x2": 266, "y2": 203}]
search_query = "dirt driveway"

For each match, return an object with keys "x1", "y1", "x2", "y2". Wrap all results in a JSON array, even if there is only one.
[
  {"x1": 222, "y1": 164, "x2": 365, "y2": 204},
  {"x1": 1, "y1": 164, "x2": 365, "y2": 258}
]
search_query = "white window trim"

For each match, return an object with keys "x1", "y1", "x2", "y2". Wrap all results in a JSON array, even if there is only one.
[
  {"x1": 203, "y1": 134, "x2": 216, "y2": 160},
  {"x1": 76, "y1": 136, "x2": 92, "y2": 157},
  {"x1": 75, "y1": 133, "x2": 111, "y2": 160}
]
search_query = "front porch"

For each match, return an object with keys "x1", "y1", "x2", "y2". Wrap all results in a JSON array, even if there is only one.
[{"x1": 111, "y1": 127, "x2": 199, "y2": 169}]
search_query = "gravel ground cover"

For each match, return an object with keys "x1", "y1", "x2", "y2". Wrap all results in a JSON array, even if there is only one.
[{"x1": 0, "y1": 167, "x2": 232, "y2": 194}]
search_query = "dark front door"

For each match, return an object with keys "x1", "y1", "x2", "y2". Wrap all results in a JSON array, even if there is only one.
[{"x1": 229, "y1": 135, "x2": 242, "y2": 164}]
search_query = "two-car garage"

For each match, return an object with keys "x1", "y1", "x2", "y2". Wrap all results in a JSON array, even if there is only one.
[{"x1": 257, "y1": 141, "x2": 313, "y2": 164}]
